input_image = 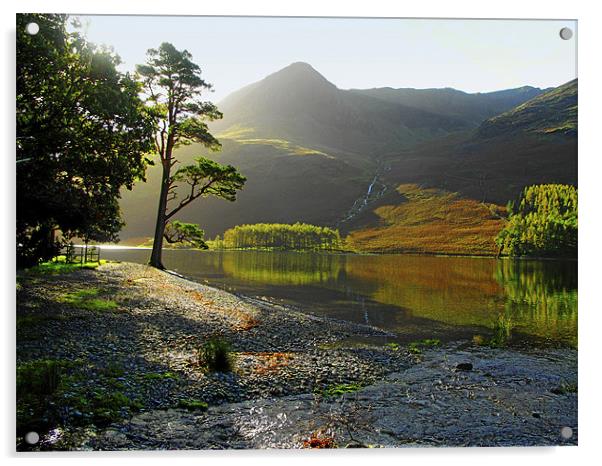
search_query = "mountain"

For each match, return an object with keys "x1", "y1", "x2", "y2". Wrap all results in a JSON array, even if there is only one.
[
  {"x1": 212, "y1": 62, "x2": 471, "y2": 157},
  {"x1": 118, "y1": 63, "x2": 577, "y2": 251},
  {"x1": 361, "y1": 80, "x2": 577, "y2": 225},
  {"x1": 349, "y1": 85, "x2": 547, "y2": 126},
  {"x1": 476, "y1": 79, "x2": 577, "y2": 138}
]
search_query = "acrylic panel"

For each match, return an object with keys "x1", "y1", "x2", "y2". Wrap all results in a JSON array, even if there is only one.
[{"x1": 16, "y1": 14, "x2": 577, "y2": 451}]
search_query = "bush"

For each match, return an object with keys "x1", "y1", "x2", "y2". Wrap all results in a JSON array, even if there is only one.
[
  {"x1": 17, "y1": 359, "x2": 64, "y2": 397},
  {"x1": 16, "y1": 359, "x2": 68, "y2": 434},
  {"x1": 488, "y1": 314, "x2": 514, "y2": 348},
  {"x1": 199, "y1": 337, "x2": 234, "y2": 372}
]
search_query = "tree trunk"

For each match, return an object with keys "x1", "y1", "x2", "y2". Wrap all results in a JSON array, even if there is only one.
[{"x1": 149, "y1": 164, "x2": 170, "y2": 269}]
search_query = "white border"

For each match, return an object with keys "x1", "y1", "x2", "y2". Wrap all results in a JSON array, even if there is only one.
[{"x1": 3, "y1": 1, "x2": 601, "y2": 465}]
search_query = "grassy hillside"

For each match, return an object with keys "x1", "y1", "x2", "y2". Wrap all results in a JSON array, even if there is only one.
[
  {"x1": 477, "y1": 79, "x2": 577, "y2": 138},
  {"x1": 119, "y1": 137, "x2": 368, "y2": 239},
  {"x1": 382, "y1": 81, "x2": 578, "y2": 206},
  {"x1": 346, "y1": 184, "x2": 506, "y2": 255}
]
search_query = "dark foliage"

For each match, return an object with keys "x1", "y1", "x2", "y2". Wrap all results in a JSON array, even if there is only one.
[{"x1": 17, "y1": 14, "x2": 154, "y2": 266}]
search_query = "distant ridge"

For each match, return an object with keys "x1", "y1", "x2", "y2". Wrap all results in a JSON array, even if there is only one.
[{"x1": 477, "y1": 79, "x2": 577, "y2": 138}]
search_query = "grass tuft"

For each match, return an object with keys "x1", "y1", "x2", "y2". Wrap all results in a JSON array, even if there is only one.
[
  {"x1": 198, "y1": 337, "x2": 234, "y2": 373},
  {"x1": 320, "y1": 382, "x2": 363, "y2": 398}
]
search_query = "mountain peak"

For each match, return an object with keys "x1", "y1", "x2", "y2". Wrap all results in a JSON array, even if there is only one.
[
  {"x1": 265, "y1": 62, "x2": 337, "y2": 90},
  {"x1": 286, "y1": 61, "x2": 316, "y2": 70}
]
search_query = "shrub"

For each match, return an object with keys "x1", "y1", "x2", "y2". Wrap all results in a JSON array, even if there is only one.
[
  {"x1": 199, "y1": 337, "x2": 234, "y2": 372},
  {"x1": 17, "y1": 359, "x2": 64, "y2": 397},
  {"x1": 16, "y1": 359, "x2": 68, "y2": 434},
  {"x1": 488, "y1": 314, "x2": 513, "y2": 347}
]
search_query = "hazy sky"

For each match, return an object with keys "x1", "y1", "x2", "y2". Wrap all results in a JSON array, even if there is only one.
[{"x1": 78, "y1": 16, "x2": 577, "y2": 102}]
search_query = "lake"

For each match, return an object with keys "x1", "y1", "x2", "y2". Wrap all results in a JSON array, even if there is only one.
[{"x1": 101, "y1": 249, "x2": 577, "y2": 348}]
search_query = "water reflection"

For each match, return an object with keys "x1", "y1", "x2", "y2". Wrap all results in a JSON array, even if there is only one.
[
  {"x1": 494, "y1": 260, "x2": 577, "y2": 347},
  {"x1": 101, "y1": 249, "x2": 577, "y2": 347}
]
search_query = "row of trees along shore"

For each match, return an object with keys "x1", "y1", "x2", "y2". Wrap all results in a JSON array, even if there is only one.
[
  {"x1": 222, "y1": 223, "x2": 343, "y2": 251},
  {"x1": 496, "y1": 184, "x2": 577, "y2": 258}
]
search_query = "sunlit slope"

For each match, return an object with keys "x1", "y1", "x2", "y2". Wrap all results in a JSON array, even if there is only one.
[
  {"x1": 477, "y1": 79, "x2": 577, "y2": 137},
  {"x1": 346, "y1": 184, "x2": 506, "y2": 255},
  {"x1": 212, "y1": 62, "x2": 470, "y2": 157},
  {"x1": 119, "y1": 137, "x2": 368, "y2": 239}
]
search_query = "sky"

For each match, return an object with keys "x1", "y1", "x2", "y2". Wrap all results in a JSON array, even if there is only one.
[{"x1": 78, "y1": 16, "x2": 577, "y2": 103}]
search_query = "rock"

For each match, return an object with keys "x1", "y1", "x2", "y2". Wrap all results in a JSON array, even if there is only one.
[{"x1": 456, "y1": 363, "x2": 473, "y2": 371}]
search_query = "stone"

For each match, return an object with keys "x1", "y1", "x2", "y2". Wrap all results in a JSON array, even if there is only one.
[{"x1": 456, "y1": 363, "x2": 473, "y2": 371}]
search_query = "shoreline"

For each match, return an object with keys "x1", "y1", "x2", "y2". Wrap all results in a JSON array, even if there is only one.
[
  {"x1": 17, "y1": 262, "x2": 577, "y2": 449},
  {"x1": 92, "y1": 245, "x2": 577, "y2": 262}
]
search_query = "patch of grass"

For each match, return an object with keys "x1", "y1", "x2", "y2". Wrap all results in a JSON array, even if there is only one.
[
  {"x1": 27, "y1": 258, "x2": 109, "y2": 275},
  {"x1": 320, "y1": 382, "x2": 363, "y2": 398},
  {"x1": 198, "y1": 337, "x2": 234, "y2": 373},
  {"x1": 177, "y1": 399, "x2": 209, "y2": 411},
  {"x1": 142, "y1": 371, "x2": 179, "y2": 381},
  {"x1": 58, "y1": 288, "x2": 118, "y2": 312},
  {"x1": 17, "y1": 314, "x2": 68, "y2": 329},
  {"x1": 17, "y1": 358, "x2": 143, "y2": 436},
  {"x1": 62, "y1": 389, "x2": 143, "y2": 425},
  {"x1": 226, "y1": 136, "x2": 332, "y2": 158},
  {"x1": 91, "y1": 392, "x2": 142, "y2": 424},
  {"x1": 17, "y1": 359, "x2": 66, "y2": 397},
  {"x1": 385, "y1": 342, "x2": 400, "y2": 351},
  {"x1": 472, "y1": 334, "x2": 486, "y2": 346},
  {"x1": 101, "y1": 362, "x2": 125, "y2": 378},
  {"x1": 408, "y1": 338, "x2": 441, "y2": 354},
  {"x1": 16, "y1": 359, "x2": 73, "y2": 434}
]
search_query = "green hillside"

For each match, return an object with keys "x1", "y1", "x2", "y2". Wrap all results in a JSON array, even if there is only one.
[
  {"x1": 477, "y1": 79, "x2": 577, "y2": 138},
  {"x1": 381, "y1": 81, "x2": 578, "y2": 208}
]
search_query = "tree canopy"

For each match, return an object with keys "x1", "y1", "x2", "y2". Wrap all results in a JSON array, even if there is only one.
[
  {"x1": 17, "y1": 14, "x2": 154, "y2": 266},
  {"x1": 223, "y1": 223, "x2": 342, "y2": 251},
  {"x1": 496, "y1": 184, "x2": 577, "y2": 257},
  {"x1": 163, "y1": 220, "x2": 208, "y2": 249},
  {"x1": 136, "y1": 42, "x2": 245, "y2": 269}
]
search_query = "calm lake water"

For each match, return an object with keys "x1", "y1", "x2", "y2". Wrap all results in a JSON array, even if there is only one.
[{"x1": 101, "y1": 249, "x2": 577, "y2": 348}]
